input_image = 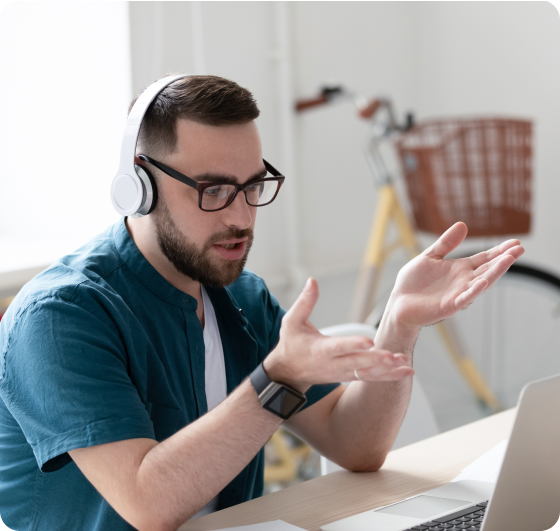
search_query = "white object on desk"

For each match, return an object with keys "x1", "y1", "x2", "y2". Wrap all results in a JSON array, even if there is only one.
[
  {"x1": 451, "y1": 439, "x2": 508, "y2": 484},
  {"x1": 213, "y1": 521, "x2": 305, "y2": 531}
]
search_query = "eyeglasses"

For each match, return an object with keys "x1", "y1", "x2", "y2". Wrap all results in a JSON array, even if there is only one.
[{"x1": 138, "y1": 154, "x2": 285, "y2": 212}]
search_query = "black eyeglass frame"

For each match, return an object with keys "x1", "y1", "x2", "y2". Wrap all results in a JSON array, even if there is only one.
[{"x1": 138, "y1": 154, "x2": 285, "y2": 212}]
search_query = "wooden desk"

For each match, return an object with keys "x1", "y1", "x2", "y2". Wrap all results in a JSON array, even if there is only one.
[{"x1": 180, "y1": 409, "x2": 515, "y2": 531}]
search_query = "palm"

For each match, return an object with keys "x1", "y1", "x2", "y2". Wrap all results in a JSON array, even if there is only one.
[{"x1": 389, "y1": 223, "x2": 524, "y2": 328}]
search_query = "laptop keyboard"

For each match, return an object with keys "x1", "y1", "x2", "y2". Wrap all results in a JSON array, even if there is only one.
[{"x1": 402, "y1": 501, "x2": 488, "y2": 530}]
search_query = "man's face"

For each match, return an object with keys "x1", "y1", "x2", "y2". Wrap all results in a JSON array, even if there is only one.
[{"x1": 150, "y1": 119, "x2": 263, "y2": 288}]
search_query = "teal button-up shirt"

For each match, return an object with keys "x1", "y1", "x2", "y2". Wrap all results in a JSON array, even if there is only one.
[{"x1": 0, "y1": 219, "x2": 339, "y2": 531}]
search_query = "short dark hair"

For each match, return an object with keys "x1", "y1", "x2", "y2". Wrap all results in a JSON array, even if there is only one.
[{"x1": 130, "y1": 74, "x2": 260, "y2": 158}]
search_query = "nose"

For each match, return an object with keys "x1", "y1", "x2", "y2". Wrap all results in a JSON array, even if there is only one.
[{"x1": 222, "y1": 189, "x2": 254, "y2": 229}]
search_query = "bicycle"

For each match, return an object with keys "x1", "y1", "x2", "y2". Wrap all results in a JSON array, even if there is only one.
[{"x1": 295, "y1": 85, "x2": 560, "y2": 412}]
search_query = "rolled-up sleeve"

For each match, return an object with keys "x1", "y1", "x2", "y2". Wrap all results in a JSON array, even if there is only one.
[{"x1": 0, "y1": 295, "x2": 155, "y2": 473}]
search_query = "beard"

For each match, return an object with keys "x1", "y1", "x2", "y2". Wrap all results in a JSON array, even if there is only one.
[{"x1": 152, "y1": 197, "x2": 254, "y2": 288}]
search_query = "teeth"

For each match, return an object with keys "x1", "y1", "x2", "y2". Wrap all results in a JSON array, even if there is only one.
[{"x1": 221, "y1": 243, "x2": 236, "y2": 249}]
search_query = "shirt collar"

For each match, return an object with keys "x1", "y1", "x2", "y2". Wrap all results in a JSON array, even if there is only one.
[
  {"x1": 111, "y1": 218, "x2": 197, "y2": 308},
  {"x1": 111, "y1": 218, "x2": 250, "y2": 320}
]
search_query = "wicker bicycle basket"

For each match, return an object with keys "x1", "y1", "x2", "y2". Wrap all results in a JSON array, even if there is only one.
[{"x1": 395, "y1": 117, "x2": 532, "y2": 237}]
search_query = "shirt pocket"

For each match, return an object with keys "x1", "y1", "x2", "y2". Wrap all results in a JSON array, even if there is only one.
[{"x1": 145, "y1": 402, "x2": 182, "y2": 441}]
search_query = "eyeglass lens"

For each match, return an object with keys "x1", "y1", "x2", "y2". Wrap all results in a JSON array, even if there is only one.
[{"x1": 201, "y1": 179, "x2": 280, "y2": 211}]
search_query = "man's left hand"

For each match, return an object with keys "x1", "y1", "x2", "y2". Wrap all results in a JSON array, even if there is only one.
[{"x1": 385, "y1": 221, "x2": 525, "y2": 333}]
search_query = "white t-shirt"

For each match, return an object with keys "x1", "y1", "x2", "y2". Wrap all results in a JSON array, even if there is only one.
[
  {"x1": 190, "y1": 286, "x2": 228, "y2": 520},
  {"x1": 201, "y1": 287, "x2": 228, "y2": 412}
]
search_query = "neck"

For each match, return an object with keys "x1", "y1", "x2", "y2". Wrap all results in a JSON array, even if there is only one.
[{"x1": 126, "y1": 216, "x2": 205, "y2": 325}]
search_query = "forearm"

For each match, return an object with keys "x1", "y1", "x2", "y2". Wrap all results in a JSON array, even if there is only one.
[
  {"x1": 74, "y1": 380, "x2": 281, "y2": 531},
  {"x1": 140, "y1": 380, "x2": 281, "y2": 530},
  {"x1": 325, "y1": 230, "x2": 525, "y2": 469},
  {"x1": 285, "y1": 233, "x2": 524, "y2": 472},
  {"x1": 323, "y1": 377, "x2": 413, "y2": 471},
  {"x1": 318, "y1": 304, "x2": 420, "y2": 471}
]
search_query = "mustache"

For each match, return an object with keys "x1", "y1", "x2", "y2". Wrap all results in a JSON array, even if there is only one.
[{"x1": 204, "y1": 228, "x2": 254, "y2": 250}]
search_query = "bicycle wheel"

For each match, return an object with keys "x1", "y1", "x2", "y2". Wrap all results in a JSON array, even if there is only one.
[{"x1": 434, "y1": 262, "x2": 560, "y2": 411}]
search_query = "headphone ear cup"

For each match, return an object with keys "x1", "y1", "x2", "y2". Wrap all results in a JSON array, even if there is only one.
[{"x1": 134, "y1": 165, "x2": 158, "y2": 215}]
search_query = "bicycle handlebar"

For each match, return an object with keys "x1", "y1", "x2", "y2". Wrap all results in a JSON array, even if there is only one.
[
  {"x1": 358, "y1": 99, "x2": 383, "y2": 119},
  {"x1": 295, "y1": 85, "x2": 414, "y2": 133},
  {"x1": 295, "y1": 95, "x2": 329, "y2": 112},
  {"x1": 295, "y1": 94, "x2": 384, "y2": 122}
]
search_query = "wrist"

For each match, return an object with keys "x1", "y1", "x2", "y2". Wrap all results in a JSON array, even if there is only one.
[
  {"x1": 386, "y1": 294, "x2": 422, "y2": 331},
  {"x1": 250, "y1": 362, "x2": 308, "y2": 420},
  {"x1": 376, "y1": 295, "x2": 421, "y2": 355},
  {"x1": 262, "y1": 357, "x2": 311, "y2": 394}
]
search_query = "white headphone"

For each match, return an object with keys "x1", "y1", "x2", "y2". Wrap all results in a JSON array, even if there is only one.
[{"x1": 111, "y1": 74, "x2": 189, "y2": 217}]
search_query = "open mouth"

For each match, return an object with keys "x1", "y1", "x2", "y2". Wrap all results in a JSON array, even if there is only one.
[
  {"x1": 214, "y1": 237, "x2": 248, "y2": 250},
  {"x1": 211, "y1": 238, "x2": 248, "y2": 260}
]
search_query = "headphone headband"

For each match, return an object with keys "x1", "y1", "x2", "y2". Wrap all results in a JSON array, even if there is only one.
[{"x1": 111, "y1": 74, "x2": 190, "y2": 217}]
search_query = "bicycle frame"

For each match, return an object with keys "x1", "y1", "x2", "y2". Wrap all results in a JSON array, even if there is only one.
[{"x1": 296, "y1": 87, "x2": 501, "y2": 411}]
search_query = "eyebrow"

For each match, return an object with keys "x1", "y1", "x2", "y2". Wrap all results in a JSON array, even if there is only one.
[{"x1": 192, "y1": 168, "x2": 268, "y2": 185}]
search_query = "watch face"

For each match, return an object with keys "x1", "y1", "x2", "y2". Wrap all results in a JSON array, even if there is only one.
[{"x1": 263, "y1": 387, "x2": 306, "y2": 420}]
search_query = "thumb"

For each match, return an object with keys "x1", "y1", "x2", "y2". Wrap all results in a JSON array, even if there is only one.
[
  {"x1": 424, "y1": 222, "x2": 468, "y2": 259},
  {"x1": 285, "y1": 278, "x2": 319, "y2": 325}
]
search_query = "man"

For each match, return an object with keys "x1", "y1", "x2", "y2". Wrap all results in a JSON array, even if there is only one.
[{"x1": 0, "y1": 75, "x2": 523, "y2": 531}]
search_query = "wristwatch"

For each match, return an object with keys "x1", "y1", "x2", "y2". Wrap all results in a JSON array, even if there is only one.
[{"x1": 249, "y1": 362, "x2": 307, "y2": 420}]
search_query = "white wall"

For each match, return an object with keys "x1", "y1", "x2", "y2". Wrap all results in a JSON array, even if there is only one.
[
  {"x1": 408, "y1": 2, "x2": 560, "y2": 271},
  {"x1": 292, "y1": 2, "x2": 417, "y2": 274},
  {"x1": 0, "y1": 1, "x2": 130, "y2": 269},
  {"x1": 290, "y1": 2, "x2": 560, "y2": 294},
  {"x1": 295, "y1": 2, "x2": 560, "y2": 324}
]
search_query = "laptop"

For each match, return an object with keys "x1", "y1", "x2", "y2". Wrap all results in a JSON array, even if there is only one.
[{"x1": 321, "y1": 373, "x2": 560, "y2": 531}]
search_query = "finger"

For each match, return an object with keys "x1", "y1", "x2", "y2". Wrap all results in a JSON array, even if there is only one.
[
  {"x1": 469, "y1": 239, "x2": 521, "y2": 269},
  {"x1": 364, "y1": 353, "x2": 410, "y2": 377},
  {"x1": 375, "y1": 366, "x2": 415, "y2": 381},
  {"x1": 472, "y1": 244, "x2": 523, "y2": 278},
  {"x1": 321, "y1": 335, "x2": 376, "y2": 358},
  {"x1": 469, "y1": 253, "x2": 516, "y2": 290},
  {"x1": 284, "y1": 277, "x2": 319, "y2": 325},
  {"x1": 507, "y1": 244, "x2": 525, "y2": 260},
  {"x1": 357, "y1": 365, "x2": 414, "y2": 382},
  {"x1": 339, "y1": 349, "x2": 402, "y2": 373},
  {"x1": 350, "y1": 352, "x2": 409, "y2": 378},
  {"x1": 424, "y1": 222, "x2": 468, "y2": 259},
  {"x1": 455, "y1": 278, "x2": 488, "y2": 310},
  {"x1": 471, "y1": 245, "x2": 523, "y2": 281}
]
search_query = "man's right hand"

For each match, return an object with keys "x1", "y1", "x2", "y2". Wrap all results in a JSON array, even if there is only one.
[{"x1": 263, "y1": 278, "x2": 414, "y2": 392}]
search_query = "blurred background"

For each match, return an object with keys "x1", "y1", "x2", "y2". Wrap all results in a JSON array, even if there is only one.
[{"x1": 1, "y1": 0, "x2": 560, "y2": 494}]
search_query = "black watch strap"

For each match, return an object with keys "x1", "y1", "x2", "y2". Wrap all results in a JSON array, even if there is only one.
[
  {"x1": 249, "y1": 361, "x2": 274, "y2": 395},
  {"x1": 249, "y1": 362, "x2": 307, "y2": 420}
]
